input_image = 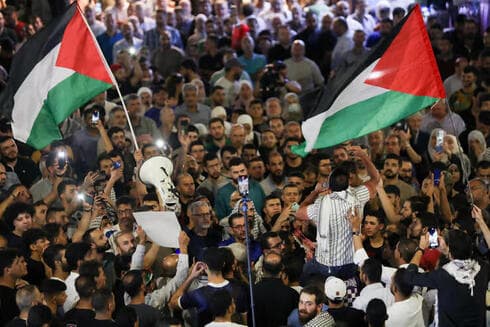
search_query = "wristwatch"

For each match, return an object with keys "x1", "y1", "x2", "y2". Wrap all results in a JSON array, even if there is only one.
[{"x1": 352, "y1": 231, "x2": 361, "y2": 236}]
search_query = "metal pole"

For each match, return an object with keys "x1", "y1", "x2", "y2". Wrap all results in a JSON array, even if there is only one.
[
  {"x1": 241, "y1": 198, "x2": 256, "y2": 327},
  {"x1": 76, "y1": 4, "x2": 139, "y2": 150}
]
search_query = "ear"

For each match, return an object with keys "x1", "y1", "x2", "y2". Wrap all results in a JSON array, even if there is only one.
[{"x1": 30, "y1": 243, "x2": 37, "y2": 252}]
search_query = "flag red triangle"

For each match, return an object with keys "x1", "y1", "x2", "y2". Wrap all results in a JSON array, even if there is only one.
[
  {"x1": 55, "y1": 8, "x2": 113, "y2": 85},
  {"x1": 364, "y1": 5, "x2": 446, "y2": 99}
]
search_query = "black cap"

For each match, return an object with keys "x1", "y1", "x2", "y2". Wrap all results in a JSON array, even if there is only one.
[{"x1": 40, "y1": 279, "x2": 66, "y2": 294}]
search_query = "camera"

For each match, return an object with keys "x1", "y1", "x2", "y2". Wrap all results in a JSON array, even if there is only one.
[{"x1": 259, "y1": 61, "x2": 286, "y2": 101}]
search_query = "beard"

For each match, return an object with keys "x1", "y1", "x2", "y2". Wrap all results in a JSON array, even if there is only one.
[
  {"x1": 271, "y1": 172, "x2": 284, "y2": 184},
  {"x1": 298, "y1": 310, "x2": 317, "y2": 324},
  {"x1": 96, "y1": 243, "x2": 111, "y2": 254},
  {"x1": 384, "y1": 170, "x2": 396, "y2": 179},
  {"x1": 400, "y1": 175, "x2": 411, "y2": 184}
]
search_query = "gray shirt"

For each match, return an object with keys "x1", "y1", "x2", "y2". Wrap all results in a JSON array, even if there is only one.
[
  {"x1": 133, "y1": 116, "x2": 162, "y2": 140},
  {"x1": 285, "y1": 57, "x2": 324, "y2": 94},
  {"x1": 174, "y1": 103, "x2": 211, "y2": 126}
]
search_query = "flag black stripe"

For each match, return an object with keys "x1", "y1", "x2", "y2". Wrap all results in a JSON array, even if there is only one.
[{"x1": 0, "y1": 4, "x2": 76, "y2": 118}]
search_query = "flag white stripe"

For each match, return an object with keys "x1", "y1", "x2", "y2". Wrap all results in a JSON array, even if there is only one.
[
  {"x1": 302, "y1": 60, "x2": 388, "y2": 152},
  {"x1": 12, "y1": 44, "x2": 75, "y2": 142}
]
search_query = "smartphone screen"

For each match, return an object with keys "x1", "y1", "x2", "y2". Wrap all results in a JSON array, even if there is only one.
[
  {"x1": 435, "y1": 130, "x2": 445, "y2": 153},
  {"x1": 429, "y1": 228, "x2": 439, "y2": 248},
  {"x1": 237, "y1": 176, "x2": 249, "y2": 197},
  {"x1": 92, "y1": 111, "x2": 100, "y2": 124}
]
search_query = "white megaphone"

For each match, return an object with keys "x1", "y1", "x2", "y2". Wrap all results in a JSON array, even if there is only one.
[{"x1": 138, "y1": 156, "x2": 179, "y2": 212}]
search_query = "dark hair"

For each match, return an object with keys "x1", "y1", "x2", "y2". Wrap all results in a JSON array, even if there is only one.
[
  {"x1": 329, "y1": 167, "x2": 350, "y2": 192},
  {"x1": 263, "y1": 253, "x2": 283, "y2": 275},
  {"x1": 79, "y1": 260, "x2": 103, "y2": 279},
  {"x1": 228, "y1": 212, "x2": 244, "y2": 228},
  {"x1": 419, "y1": 212, "x2": 438, "y2": 230},
  {"x1": 116, "y1": 196, "x2": 136, "y2": 208},
  {"x1": 384, "y1": 184, "x2": 400, "y2": 197},
  {"x1": 92, "y1": 288, "x2": 113, "y2": 313},
  {"x1": 463, "y1": 65, "x2": 479, "y2": 76},
  {"x1": 300, "y1": 285, "x2": 324, "y2": 305},
  {"x1": 208, "y1": 117, "x2": 224, "y2": 127},
  {"x1": 220, "y1": 247, "x2": 235, "y2": 276},
  {"x1": 43, "y1": 223, "x2": 63, "y2": 244},
  {"x1": 42, "y1": 244, "x2": 65, "y2": 271},
  {"x1": 363, "y1": 209, "x2": 386, "y2": 226},
  {"x1": 211, "y1": 85, "x2": 225, "y2": 93},
  {"x1": 57, "y1": 178, "x2": 77, "y2": 196},
  {"x1": 220, "y1": 145, "x2": 237, "y2": 158},
  {"x1": 283, "y1": 256, "x2": 304, "y2": 283},
  {"x1": 448, "y1": 229, "x2": 473, "y2": 260},
  {"x1": 228, "y1": 157, "x2": 245, "y2": 169},
  {"x1": 361, "y1": 258, "x2": 382, "y2": 283},
  {"x1": 260, "y1": 231, "x2": 280, "y2": 249},
  {"x1": 286, "y1": 171, "x2": 305, "y2": 179},
  {"x1": 392, "y1": 7, "x2": 406, "y2": 16},
  {"x1": 477, "y1": 160, "x2": 490, "y2": 170},
  {"x1": 75, "y1": 275, "x2": 97, "y2": 299},
  {"x1": 203, "y1": 152, "x2": 219, "y2": 166},
  {"x1": 190, "y1": 140, "x2": 205, "y2": 152},
  {"x1": 142, "y1": 192, "x2": 159, "y2": 203},
  {"x1": 384, "y1": 153, "x2": 402, "y2": 166},
  {"x1": 107, "y1": 126, "x2": 125, "y2": 139},
  {"x1": 208, "y1": 289, "x2": 232, "y2": 317},
  {"x1": 122, "y1": 270, "x2": 143, "y2": 298},
  {"x1": 65, "y1": 242, "x2": 92, "y2": 272},
  {"x1": 366, "y1": 298, "x2": 388, "y2": 327},
  {"x1": 393, "y1": 268, "x2": 413, "y2": 297},
  {"x1": 180, "y1": 58, "x2": 198, "y2": 72},
  {"x1": 4, "y1": 202, "x2": 34, "y2": 231},
  {"x1": 203, "y1": 247, "x2": 225, "y2": 272},
  {"x1": 396, "y1": 238, "x2": 418, "y2": 263},
  {"x1": 27, "y1": 304, "x2": 52, "y2": 327},
  {"x1": 22, "y1": 228, "x2": 47, "y2": 254},
  {"x1": 0, "y1": 248, "x2": 20, "y2": 277}
]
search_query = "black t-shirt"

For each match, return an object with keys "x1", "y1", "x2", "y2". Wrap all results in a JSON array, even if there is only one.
[
  {"x1": 186, "y1": 227, "x2": 222, "y2": 264},
  {"x1": 89, "y1": 319, "x2": 119, "y2": 327},
  {"x1": 64, "y1": 308, "x2": 96, "y2": 326},
  {"x1": 5, "y1": 317, "x2": 26, "y2": 327},
  {"x1": 328, "y1": 306, "x2": 367, "y2": 327},
  {"x1": 25, "y1": 257, "x2": 46, "y2": 286},
  {"x1": 363, "y1": 239, "x2": 386, "y2": 264},
  {"x1": 0, "y1": 285, "x2": 20, "y2": 326}
]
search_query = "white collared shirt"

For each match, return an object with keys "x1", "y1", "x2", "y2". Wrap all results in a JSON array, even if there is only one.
[
  {"x1": 353, "y1": 282, "x2": 394, "y2": 312},
  {"x1": 63, "y1": 271, "x2": 80, "y2": 312},
  {"x1": 386, "y1": 294, "x2": 425, "y2": 327}
]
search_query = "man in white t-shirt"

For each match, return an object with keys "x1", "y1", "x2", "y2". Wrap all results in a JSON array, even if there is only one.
[{"x1": 205, "y1": 289, "x2": 247, "y2": 327}]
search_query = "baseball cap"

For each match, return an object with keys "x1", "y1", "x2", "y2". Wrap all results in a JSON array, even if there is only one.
[{"x1": 324, "y1": 277, "x2": 346, "y2": 301}]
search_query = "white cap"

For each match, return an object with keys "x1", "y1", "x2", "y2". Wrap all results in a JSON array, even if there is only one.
[
  {"x1": 211, "y1": 106, "x2": 227, "y2": 119},
  {"x1": 324, "y1": 277, "x2": 346, "y2": 301}
]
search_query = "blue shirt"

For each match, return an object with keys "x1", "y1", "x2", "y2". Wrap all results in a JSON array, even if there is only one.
[
  {"x1": 215, "y1": 181, "x2": 265, "y2": 220},
  {"x1": 238, "y1": 53, "x2": 267, "y2": 76},
  {"x1": 219, "y1": 237, "x2": 262, "y2": 262},
  {"x1": 96, "y1": 31, "x2": 123, "y2": 64},
  {"x1": 180, "y1": 280, "x2": 248, "y2": 326}
]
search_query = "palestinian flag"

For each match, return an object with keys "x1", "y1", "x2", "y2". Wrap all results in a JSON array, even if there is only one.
[
  {"x1": 294, "y1": 4, "x2": 445, "y2": 156},
  {"x1": 0, "y1": 4, "x2": 114, "y2": 149}
]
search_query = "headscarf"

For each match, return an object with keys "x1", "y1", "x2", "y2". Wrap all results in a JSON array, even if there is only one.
[
  {"x1": 468, "y1": 130, "x2": 487, "y2": 162},
  {"x1": 237, "y1": 114, "x2": 254, "y2": 144}
]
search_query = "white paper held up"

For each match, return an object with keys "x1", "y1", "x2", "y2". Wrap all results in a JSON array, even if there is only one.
[{"x1": 133, "y1": 211, "x2": 181, "y2": 248}]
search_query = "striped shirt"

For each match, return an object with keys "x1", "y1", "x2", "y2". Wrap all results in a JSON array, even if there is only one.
[{"x1": 307, "y1": 185, "x2": 370, "y2": 267}]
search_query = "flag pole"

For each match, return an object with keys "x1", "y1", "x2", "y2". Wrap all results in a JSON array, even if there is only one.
[{"x1": 76, "y1": 3, "x2": 140, "y2": 150}]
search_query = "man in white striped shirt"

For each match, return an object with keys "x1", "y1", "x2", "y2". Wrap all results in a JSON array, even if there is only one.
[{"x1": 297, "y1": 146, "x2": 379, "y2": 280}]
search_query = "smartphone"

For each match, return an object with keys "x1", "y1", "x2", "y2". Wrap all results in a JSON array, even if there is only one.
[
  {"x1": 429, "y1": 227, "x2": 439, "y2": 248},
  {"x1": 92, "y1": 110, "x2": 100, "y2": 124},
  {"x1": 77, "y1": 193, "x2": 85, "y2": 202},
  {"x1": 433, "y1": 168, "x2": 441, "y2": 186},
  {"x1": 57, "y1": 151, "x2": 67, "y2": 168},
  {"x1": 435, "y1": 129, "x2": 445, "y2": 153},
  {"x1": 237, "y1": 176, "x2": 249, "y2": 197},
  {"x1": 291, "y1": 202, "x2": 299, "y2": 212},
  {"x1": 113, "y1": 161, "x2": 121, "y2": 169}
]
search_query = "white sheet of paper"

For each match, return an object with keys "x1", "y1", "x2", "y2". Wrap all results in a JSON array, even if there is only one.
[{"x1": 133, "y1": 211, "x2": 181, "y2": 248}]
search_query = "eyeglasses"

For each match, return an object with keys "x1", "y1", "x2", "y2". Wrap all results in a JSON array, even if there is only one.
[{"x1": 269, "y1": 241, "x2": 285, "y2": 249}]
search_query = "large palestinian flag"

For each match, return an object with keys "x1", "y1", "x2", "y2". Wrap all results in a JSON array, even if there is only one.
[
  {"x1": 293, "y1": 4, "x2": 445, "y2": 156},
  {"x1": 0, "y1": 4, "x2": 114, "y2": 149}
]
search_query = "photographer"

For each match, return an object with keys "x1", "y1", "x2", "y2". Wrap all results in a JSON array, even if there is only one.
[{"x1": 257, "y1": 61, "x2": 301, "y2": 101}]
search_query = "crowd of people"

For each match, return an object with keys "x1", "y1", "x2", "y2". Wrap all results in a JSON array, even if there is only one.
[{"x1": 0, "y1": 0, "x2": 489, "y2": 326}]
